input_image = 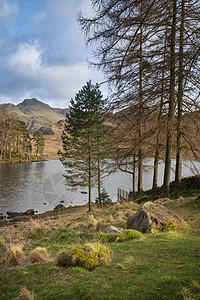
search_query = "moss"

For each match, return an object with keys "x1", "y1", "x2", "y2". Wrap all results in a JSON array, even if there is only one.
[
  {"x1": 99, "y1": 229, "x2": 143, "y2": 243},
  {"x1": 160, "y1": 219, "x2": 175, "y2": 231},
  {"x1": 0, "y1": 236, "x2": 7, "y2": 246},
  {"x1": 56, "y1": 243, "x2": 112, "y2": 270}
]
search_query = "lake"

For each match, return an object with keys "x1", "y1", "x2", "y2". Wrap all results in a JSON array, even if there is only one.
[{"x1": 0, "y1": 159, "x2": 199, "y2": 216}]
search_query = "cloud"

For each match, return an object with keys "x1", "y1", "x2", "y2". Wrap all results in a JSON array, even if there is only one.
[
  {"x1": 0, "y1": 0, "x2": 19, "y2": 22},
  {"x1": 0, "y1": 0, "x2": 108, "y2": 108},
  {"x1": 2, "y1": 41, "x2": 106, "y2": 107}
]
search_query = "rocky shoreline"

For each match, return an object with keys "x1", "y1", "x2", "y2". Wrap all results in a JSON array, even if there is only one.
[{"x1": 0, "y1": 203, "x2": 87, "y2": 226}]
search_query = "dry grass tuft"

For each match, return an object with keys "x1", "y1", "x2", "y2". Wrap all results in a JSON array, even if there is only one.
[
  {"x1": 116, "y1": 211, "x2": 125, "y2": 217},
  {"x1": 30, "y1": 219, "x2": 47, "y2": 232},
  {"x1": 96, "y1": 219, "x2": 104, "y2": 231},
  {"x1": 154, "y1": 198, "x2": 172, "y2": 205},
  {"x1": 114, "y1": 202, "x2": 122, "y2": 210},
  {"x1": 108, "y1": 214, "x2": 114, "y2": 224},
  {"x1": 115, "y1": 211, "x2": 125, "y2": 222},
  {"x1": 88, "y1": 215, "x2": 97, "y2": 228},
  {"x1": 18, "y1": 287, "x2": 34, "y2": 300},
  {"x1": 178, "y1": 196, "x2": 184, "y2": 202},
  {"x1": 124, "y1": 209, "x2": 134, "y2": 217},
  {"x1": 5, "y1": 243, "x2": 25, "y2": 266},
  {"x1": 29, "y1": 247, "x2": 49, "y2": 263}
]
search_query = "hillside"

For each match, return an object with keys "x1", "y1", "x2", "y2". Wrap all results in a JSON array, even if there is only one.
[
  {"x1": 43, "y1": 120, "x2": 65, "y2": 159},
  {"x1": 0, "y1": 99, "x2": 68, "y2": 159}
]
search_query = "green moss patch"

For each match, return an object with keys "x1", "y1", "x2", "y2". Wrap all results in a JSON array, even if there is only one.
[
  {"x1": 99, "y1": 229, "x2": 143, "y2": 243},
  {"x1": 56, "y1": 242, "x2": 113, "y2": 270}
]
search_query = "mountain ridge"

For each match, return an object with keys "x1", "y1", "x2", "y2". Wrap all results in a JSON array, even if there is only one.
[{"x1": 0, "y1": 98, "x2": 69, "y2": 132}]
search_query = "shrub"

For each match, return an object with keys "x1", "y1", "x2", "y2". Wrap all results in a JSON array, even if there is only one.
[
  {"x1": 56, "y1": 242, "x2": 112, "y2": 270},
  {"x1": 5, "y1": 243, "x2": 25, "y2": 266},
  {"x1": 18, "y1": 287, "x2": 34, "y2": 300},
  {"x1": 100, "y1": 229, "x2": 143, "y2": 243},
  {"x1": 95, "y1": 188, "x2": 112, "y2": 206},
  {"x1": 29, "y1": 247, "x2": 49, "y2": 263}
]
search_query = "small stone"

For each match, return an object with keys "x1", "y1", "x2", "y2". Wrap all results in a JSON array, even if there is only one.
[
  {"x1": 54, "y1": 204, "x2": 65, "y2": 210},
  {"x1": 103, "y1": 225, "x2": 124, "y2": 234}
]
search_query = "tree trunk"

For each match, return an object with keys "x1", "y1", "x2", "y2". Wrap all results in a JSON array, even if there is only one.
[
  {"x1": 152, "y1": 25, "x2": 167, "y2": 192},
  {"x1": 97, "y1": 154, "x2": 101, "y2": 205},
  {"x1": 163, "y1": 0, "x2": 177, "y2": 196},
  {"x1": 153, "y1": 145, "x2": 159, "y2": 190},
  {"x1": 132, "y1": 154, "x2": 136, "y2": 195},
  {"x1": 175, "y1": 0, "x2": 185, "y2": 191},
  {"x1": 138, "y1": 23, "x2": 143, "y2": 194}
]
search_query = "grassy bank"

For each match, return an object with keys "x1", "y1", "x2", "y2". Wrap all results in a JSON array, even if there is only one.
[{"x1": 0, "y1": 197, "x2": 200, "y2": 299}]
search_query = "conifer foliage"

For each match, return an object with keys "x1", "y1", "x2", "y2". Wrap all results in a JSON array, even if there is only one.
[{"x1": 59, "y1": 81, "x2": 111, "y2": 211}]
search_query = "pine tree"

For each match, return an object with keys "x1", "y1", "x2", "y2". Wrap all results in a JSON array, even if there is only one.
[
  {"x1": 33, "y1": 130, "x2": 45, "y2": 159},
  {"x1": 59, "y1": 81, "x2": 111, "y2": 211}
]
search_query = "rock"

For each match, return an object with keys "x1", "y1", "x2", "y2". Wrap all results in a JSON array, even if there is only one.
[
  {"x1": 39, "y1": 126, "x2": 54, "y2": 135},
  {"x1": 127, "y1": 201, "x2": 184, "y2": 232},
  {"x1": 54, "y1": 204, "x2": 65, "y2": 210},
  {"x1": 0, "y1": 216, "x2": 3, "y2": 220},
  {"x1": 23, "y1": 209, "x2": 35, "y2": 216},
  {"x1": 81, "y1": 191, "x2": 87, "y2": 194},
  {"x1": 60, "y1": 200, "x2": 65, "y2": 203},
  {"x1": 7, "y1": 211, "x2": 22, "y2": 218},
  {"x1": 103, "y1": 225, "x2": 124, "y2": 234}
]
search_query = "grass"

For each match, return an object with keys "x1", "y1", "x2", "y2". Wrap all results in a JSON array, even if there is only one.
[{"x1": 0, "y1": 198, "x2": 200, "y2": 299}]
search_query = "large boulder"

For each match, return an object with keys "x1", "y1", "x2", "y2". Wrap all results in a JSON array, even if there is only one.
[{"x1": 127, "y1": 201, "x2": 184, "y2": 232}]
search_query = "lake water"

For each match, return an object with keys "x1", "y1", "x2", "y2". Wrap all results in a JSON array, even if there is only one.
[{"x1": 0, "y1": 159, "x2": 199, "y2": 216}]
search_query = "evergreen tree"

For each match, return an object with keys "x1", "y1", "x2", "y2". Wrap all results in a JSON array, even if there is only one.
[
  {"x1": 33, "y1": 130, "x2": 45, "y2": 159},
  {"x1": 59, "y1": 80, "x2": 111, "y2": 211}
]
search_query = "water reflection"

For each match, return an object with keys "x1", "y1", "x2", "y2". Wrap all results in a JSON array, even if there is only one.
[{"x1": 0, "y1": 159, "x2": 199, "y2": 216}]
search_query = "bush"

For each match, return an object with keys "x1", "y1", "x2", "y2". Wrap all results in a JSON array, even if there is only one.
[
  {"x1": 95, "y1": 188, "x2": 112, "y2": 206},
  {"x1": 100, "y1": 229, "x2": 143, "y2": 243},
  {"x1": 56, "y1": 242, "x2": 112, "y2": 270}
]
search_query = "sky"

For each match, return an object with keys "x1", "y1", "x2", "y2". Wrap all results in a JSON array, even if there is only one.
[{"x1": 0, "y1": 0, "x2": 107, "y2": 108}]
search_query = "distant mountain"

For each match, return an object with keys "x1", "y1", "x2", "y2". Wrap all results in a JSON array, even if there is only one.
[{"x1": 0, "y1": 98, "x2": 69, "y2": 132}]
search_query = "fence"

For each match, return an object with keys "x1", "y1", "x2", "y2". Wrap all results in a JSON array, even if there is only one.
[{"x1": 117, "y1": 188, "x2": 129, "y2": 202}]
